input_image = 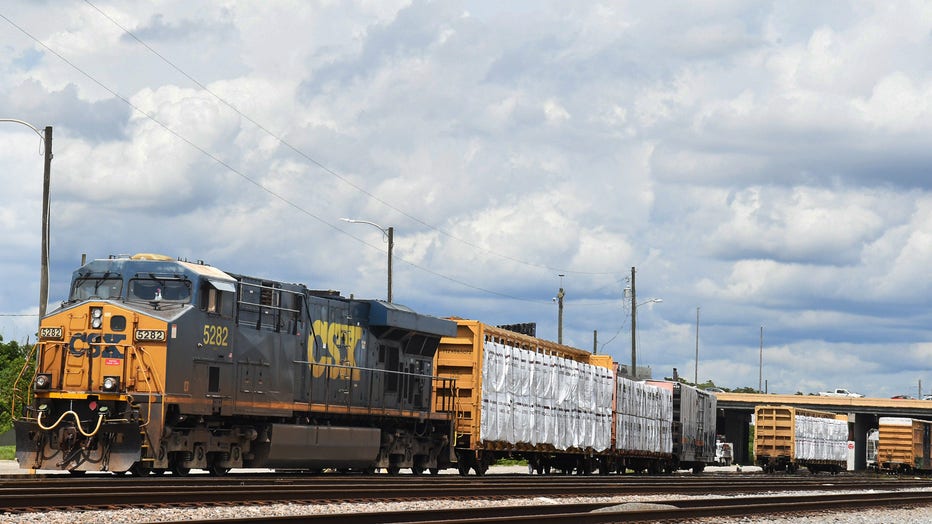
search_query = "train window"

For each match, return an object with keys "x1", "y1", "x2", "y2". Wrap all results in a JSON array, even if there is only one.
[
  {"x1": 199, "y1": 280, "x2": 234, "y2": 317},
  {"x1": 70, "y1": 277, "x2": 123, "y2": 301},
  {"x1": 128, "y1": 279, "x2": 191, "y2": 302}
]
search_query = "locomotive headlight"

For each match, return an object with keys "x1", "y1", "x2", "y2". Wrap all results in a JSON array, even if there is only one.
[
  {"x1": 34, "y1": 373, "x2": 52, "y2": 390},
  {"x1": 102, "y1": 376, "x2": 120, "y2": 392},
  {"x1": 91, "y1": 307, "x2": 103, "y2": 329}
]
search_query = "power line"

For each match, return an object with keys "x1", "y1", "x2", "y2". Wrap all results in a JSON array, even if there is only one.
[
  {"x1": 81, "y1": 1, "x2": 619, "y2": 277},
  {"x1": 0, "y1": 12, "x2": 537, "y2": 301}
]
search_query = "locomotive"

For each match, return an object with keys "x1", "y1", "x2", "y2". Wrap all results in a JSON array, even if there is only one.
[{"x1": 14, "y1": 253, "x2": 457, "y2": 475}]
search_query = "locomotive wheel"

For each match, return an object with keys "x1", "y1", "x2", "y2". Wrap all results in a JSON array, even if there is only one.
[
  {"x1": 172, "y1": 464, "x2": 191, "y2": 476},
  {"x1": 429, "y1": 467, "x2": 439, "y2": 475},
  {"x1": 411, "y1": 466, "x2": 424, "y2": 475},
  {"x1": 387, "y1": 465, "x2": 401, "y2": 475}
]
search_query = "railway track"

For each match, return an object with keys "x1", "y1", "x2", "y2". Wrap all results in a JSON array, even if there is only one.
[
  {"x1": 181, "y1": 491, "x2": 932, "y2": 523},
  {"x1": 2, "y1": 473, "x2": 931, "y2": 514}
]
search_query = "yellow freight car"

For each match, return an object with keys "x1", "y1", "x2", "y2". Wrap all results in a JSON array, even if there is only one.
[
  {"x1": 874, "y1": 417, "x2": 932, "y2": 472},
  {"x1": 433, "y1": 318, "x2": 614, "y2": 475},
  {"x1": 754, "y1": 405, "x2": 848, "y2": 474}
]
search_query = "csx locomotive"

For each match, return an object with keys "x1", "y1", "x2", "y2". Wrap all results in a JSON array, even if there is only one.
[{"x1": 14, "y1": 254, "x2": 457, "y2": 475}]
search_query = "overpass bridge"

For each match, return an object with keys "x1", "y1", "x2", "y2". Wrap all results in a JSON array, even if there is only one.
[{"x1": 714, "y1": 393, "x2": 932, "y2": 470}]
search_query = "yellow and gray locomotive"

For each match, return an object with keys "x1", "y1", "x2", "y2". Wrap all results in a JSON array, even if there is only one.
[{"x1": 14, "y1": 253, "x2": 456, "y2": 475}]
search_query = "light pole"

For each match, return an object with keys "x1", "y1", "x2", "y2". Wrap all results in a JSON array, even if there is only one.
[
  {"x1": 629, "y1": 267, "x2": 662, "y2": 378},
  {"x1": 1, "y1": 119, "x2": 52, "y2": 320},
  {"x1": 341, "y1": 218, "x2": 393, "y2": 302}
]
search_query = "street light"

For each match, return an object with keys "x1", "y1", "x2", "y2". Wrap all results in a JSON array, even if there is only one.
[
  {"x1": 1, "y1": 119, "x2": 52, "y2": 320},
  {"x1": 340, "y1": 218, "x2": 393, "y2": 302}
]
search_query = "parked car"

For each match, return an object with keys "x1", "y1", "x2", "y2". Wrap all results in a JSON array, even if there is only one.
[{"x1": 891, "y1": 395, "x2": 916, "y2": 400}]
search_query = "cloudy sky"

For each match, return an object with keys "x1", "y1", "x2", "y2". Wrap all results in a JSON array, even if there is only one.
[{"x1": 2, "y1": 1, "x2": 931, "y2": 398}]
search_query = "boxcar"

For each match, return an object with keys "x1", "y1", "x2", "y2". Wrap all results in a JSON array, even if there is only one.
[{"x1": 873, "y1": 417, "x2": 932, "y2": 472}]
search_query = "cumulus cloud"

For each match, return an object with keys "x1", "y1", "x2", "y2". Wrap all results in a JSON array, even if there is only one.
[{"x1": 2, "y1": 1, "x2": 932, "y2": 397}]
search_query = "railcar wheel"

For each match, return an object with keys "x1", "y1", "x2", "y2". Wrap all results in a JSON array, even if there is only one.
[
  {"x1": 209, "y1": 463, "x2": 230, "y2": 476},
  {"x1": 411, "y1": 466, "x2": 424, "y2": 475},
  {"x1": 457, "y1": 462, "x2": 470, "y2": 476},
  {"x1": 172, "y1": 464, "x2": 191, "y2": 476},
  {"x1": 129, "y1": 462, "x2": 149, "y2": 476},
  {"x1": 387, "y1": 465, "x2": 401, "y2": 475},
  {"x1": 429, "y1": 467, "x2": 439, "y2": 475}
]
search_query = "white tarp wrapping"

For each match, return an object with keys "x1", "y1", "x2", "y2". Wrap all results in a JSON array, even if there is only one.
[
  {"x1": 479, "y1": 341, "x2": 613, "y2": 451},
  {"x1": 794, "y1": 415, "x2": 848, "y2": 461},
  {"x1": 613, "y1": 376, "x2": 673, "y2": 454}
]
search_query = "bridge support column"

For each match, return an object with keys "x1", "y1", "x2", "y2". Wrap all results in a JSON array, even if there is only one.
[
  {"x1": 719, "y1": 410, "x2": 752, "y2": 465},
  {"x1": 851, "y1": 412, "x2": 876, "y2": 471}
]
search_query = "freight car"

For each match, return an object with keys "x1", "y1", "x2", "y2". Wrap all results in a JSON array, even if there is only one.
[
  {"x1": 432, "y1": 319, "x2": 616, "y2": 475},
  {"x1": 14, "y1": 253, "x2": 457, "y2": 475},
  {"x1": 646, "y1": 380, "x2": 717, "y2": 473},
  {"x1": 870, "y1": 417, "x2": 932, "y2": 473},
  {"x1": 432, "y1": 318, "x2": 717, "y2": 475},
  {"x1": 754, "y1": 405, "x2": 848, "y2": 474}
]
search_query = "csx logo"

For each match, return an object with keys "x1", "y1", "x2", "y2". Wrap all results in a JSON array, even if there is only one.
[
  {"x1": 69, "y1": 333, "x2": 126, "y2": 359},
  {"x1": 308, "y1": 321, "x2": 362, "y2": 380}
]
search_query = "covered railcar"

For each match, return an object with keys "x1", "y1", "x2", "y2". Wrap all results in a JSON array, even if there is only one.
[
  {"x1": 754, "y1": 405, "x2": 848, "y2": 474},
  {"x1": 612, "y1": 374, "x2": 674, "y2": 473},
  {"x1": 645, "y1": 380, "x2": 717, "y2": 473},
  {"x1": 872, "y1": 417, "x2": 932, "y2": 473},
  {"x1": 433, "y1": 319, "x2": 615, "y2": 475},
  {"x1": 14, "y1": 253, "x2": 456, "y2": 475}
]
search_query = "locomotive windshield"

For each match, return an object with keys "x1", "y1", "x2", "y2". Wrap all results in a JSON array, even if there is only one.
[
  {"x1": 128, "y1": 278, "x2": 192, "y2": 302},
  {"x1": 70, "y1": 276, "x2": 123, "y2": 301}
]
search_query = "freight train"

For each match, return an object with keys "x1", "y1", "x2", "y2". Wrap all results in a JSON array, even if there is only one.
[{"x1": 14, "y1": 254, "x2": 719, "y2": 476}]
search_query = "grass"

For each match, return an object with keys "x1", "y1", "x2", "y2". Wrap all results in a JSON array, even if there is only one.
[{"x1": 0, "y1": 446, "x2": 14, "y2": 460}]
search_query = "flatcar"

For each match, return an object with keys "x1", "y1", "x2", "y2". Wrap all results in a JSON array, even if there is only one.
[
  {"x1": 14, "y1": 253, "x2": 456, "y2": 475},
  {"x1": 754, "y1": 405, "x2": 848, "y2": 474}
]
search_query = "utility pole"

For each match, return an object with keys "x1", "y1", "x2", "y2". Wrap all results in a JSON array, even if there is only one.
[
  {"x1": 593, "y1": 330, "x2": 597, "y2": 354},
  {"x1": 1, "y1": 120, "x2": 52, "y2": 320},
  {"x1": 557, "y1": 274, "x2": 565, "y2": 344},
  {"x1": 40, "y1": 126, "x2": 52, "y2": 318},
  {"x1": 759, "y1": 326, "x2": 764, "y2": 394},
  {"x1": 386, "y1": 226, "x2": 393, "y2": 302},
  {"x1": 630, "y1": 266, "x2": 637, "y2": 379},
  {"x1": 694, "y1": 306, "x2": 700, "y2": 385}
]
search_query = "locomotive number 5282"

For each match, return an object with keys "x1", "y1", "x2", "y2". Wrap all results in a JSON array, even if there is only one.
[{"x1": 202, "y1": 324, "x2": 229, "y2": 347}]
